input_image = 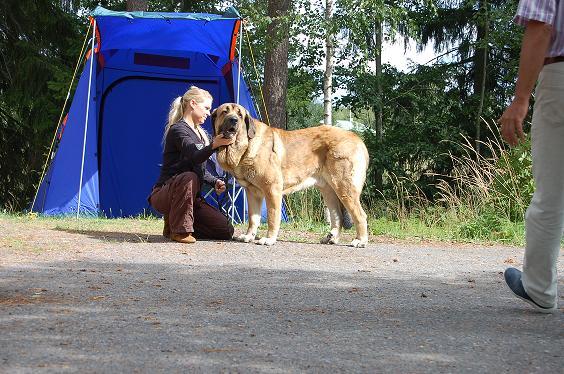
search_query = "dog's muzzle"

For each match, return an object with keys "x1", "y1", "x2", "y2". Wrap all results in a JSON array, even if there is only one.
[{"x1": 220, "y1": 116, "x2": 239, "y2": 139}]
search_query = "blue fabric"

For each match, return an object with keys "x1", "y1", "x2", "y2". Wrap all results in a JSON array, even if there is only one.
[
  {"x1": 32, "y1": 54, "x2": 99, "y2": 215},
  {"x1": 32, "y1": 6, "x2": 286, "y2": 223},
  {"x1": 93, "y1": 6, "x2": 238, "y2": 57},
  {"x1": 99, "y1": 78, "x2": 220, "y2": 217}
]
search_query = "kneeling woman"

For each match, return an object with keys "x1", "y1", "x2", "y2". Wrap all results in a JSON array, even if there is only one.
[{"x1": 150, "y1": 86, "x2": 234, "y2": 243}]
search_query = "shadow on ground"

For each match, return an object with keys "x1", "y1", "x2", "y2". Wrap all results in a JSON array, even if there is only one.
[
  {"x1": 54, "y1": 227, "x2": 329, "y2": 246},
  {"x1": 1, "y1": 257, "x2": 562, "y2": 373},
  {"x1": 54, "y1": 228, "x2": 170, "y2": 244}
]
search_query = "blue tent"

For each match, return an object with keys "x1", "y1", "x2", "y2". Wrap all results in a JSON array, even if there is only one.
[{"x1": 31, "y1": 6, "x2": 264, "y2": 223}]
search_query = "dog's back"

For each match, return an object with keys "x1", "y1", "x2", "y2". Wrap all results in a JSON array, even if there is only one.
[{"x1": 271, "y1": 125, "x2": 368, "y2": 194}]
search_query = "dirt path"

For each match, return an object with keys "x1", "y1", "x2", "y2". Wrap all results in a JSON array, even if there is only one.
[{"x1": 1, "y1": 217, "x2": 562, "y2": 373}]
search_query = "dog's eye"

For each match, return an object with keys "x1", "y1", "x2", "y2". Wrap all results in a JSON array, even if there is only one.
[{"x1": 237, "y1": 110, "x2": 243, "y2": 118}]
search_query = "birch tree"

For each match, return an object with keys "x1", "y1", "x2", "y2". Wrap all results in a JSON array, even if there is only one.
[{"x1": 323, "y1": 0, "x2": 335, "y2": 126}]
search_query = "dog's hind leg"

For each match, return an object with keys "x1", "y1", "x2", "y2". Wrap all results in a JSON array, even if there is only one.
[
  {"x1": 337, "y1": 191, "x2": 368, "y2": 248},
  {"x1": 318, "y1": 184, "x2": 343, "y2": 244},
  {"x1": 326, "y1": 146, "x2": 369, "y2": 247},
  {"x1": 235, "y1": 187, "x2": 262, "y2": 243}
]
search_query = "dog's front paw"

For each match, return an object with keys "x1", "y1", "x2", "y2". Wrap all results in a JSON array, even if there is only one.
[
  {"x1": 349, "y1": 239, "x2": 367, "y2": 248},
  {"x1": 320, "y1": 233, "x2": 339, "y2": 245},
  {"x1": 256, "y1": 237, "x2": 276, "y2": 246},
  {"x1": 235, "y1": 233, "x2": 256, "y2": 243}
]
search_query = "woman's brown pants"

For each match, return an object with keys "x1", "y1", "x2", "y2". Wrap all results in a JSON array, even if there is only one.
[{"x1": 149, "y1": 172, "x2": 234, "y2": 240}]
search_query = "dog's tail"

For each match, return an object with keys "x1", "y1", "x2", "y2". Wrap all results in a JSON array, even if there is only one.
[
  {"x1": 341, "y1": 204, "x2": 353, "y2": 229},
  {"x1": 324, "y1": 203, "x2": 354, "y2": 229}
]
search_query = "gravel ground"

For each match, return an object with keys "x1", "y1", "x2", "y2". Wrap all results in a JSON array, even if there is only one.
[{"x1": 0, "y1": 218, "x2": 563, "y2": 373}]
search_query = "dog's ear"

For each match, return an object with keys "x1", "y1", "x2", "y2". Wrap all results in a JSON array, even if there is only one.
[
  {"x1": 244, "y1": 108, "x2": 256, "y2": 139},
  {"x1": 211, "y1": 108, "x2": 218, "y2": 136}
]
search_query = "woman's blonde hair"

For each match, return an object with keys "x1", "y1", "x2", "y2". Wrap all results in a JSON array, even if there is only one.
[{"x1": 163, "y1": 86, "x2": 213, "y2": 143}]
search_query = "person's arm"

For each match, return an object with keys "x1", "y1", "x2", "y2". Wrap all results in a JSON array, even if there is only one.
[
  {"x1": 499, "y1": 20, "x2": 553, "y2": 147},
  {"x1": 170, "y1": 126, "x2": 215, "y2": 164},
  {"x1": 202, "y1": 168, "x2": 218, "y2": 187},
  {"x1": 173, "y1": 127, "x2": 235, "y2": 164}
]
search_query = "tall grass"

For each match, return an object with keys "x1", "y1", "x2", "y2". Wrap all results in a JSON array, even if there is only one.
[
  {"x1": 284, "y1": 188, "x2": 325, "y2": 223},
  {"x1": 435, "y1": 122, "x2": 532, "y2": 222},
  {"x1": 429, "y1": 121, "x2": 532, "y2": 242}
]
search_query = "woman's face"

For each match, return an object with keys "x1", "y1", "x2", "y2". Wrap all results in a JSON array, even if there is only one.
[{"x1": 190, "y1": 97, "x2": 212, "y2": 125}]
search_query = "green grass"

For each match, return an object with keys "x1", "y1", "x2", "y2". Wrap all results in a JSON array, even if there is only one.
[
  {"x1": 0, "y1": 212, "x2": 160, "y2": 232},
  {"x1": 0, "y1": 211, "x2": 527, "y2": 246},
  {"x1": 368, "y1": 215, "x2": 525, "y2": 246}
]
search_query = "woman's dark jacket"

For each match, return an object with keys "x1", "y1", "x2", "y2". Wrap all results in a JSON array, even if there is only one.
[{"x1": 153, "y1": 120, "x2": 217, "y2": 189}]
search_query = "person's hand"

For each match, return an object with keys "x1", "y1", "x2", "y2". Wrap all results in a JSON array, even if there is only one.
[
  {"x1": 498, "y1": 98, "x2": 528, "y2": 147},
  {"x1": 212, "y1": 134, "x2": 235, "y2": 149},
  {"x1": 215, "y1": 178, "x2": 227, "y2": 194}
]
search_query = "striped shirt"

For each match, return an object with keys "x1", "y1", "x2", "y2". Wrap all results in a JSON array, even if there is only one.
[{"x1": 515, "y1": 0, "x2": 564, "y2": 56}]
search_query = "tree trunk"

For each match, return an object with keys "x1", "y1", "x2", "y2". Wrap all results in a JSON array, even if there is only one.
[
  {"x1": 262, "y1": 0, "x2": 291, "y2": 129},
  {"x1": 323, "y1": 0, "x2": 334, "y2": 126},
  {"x1": 126, "y1": 0, "x2": 148, "y2": 11}
]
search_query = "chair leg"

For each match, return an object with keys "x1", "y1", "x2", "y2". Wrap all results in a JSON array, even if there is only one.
[{"x1": 163, "y1": 215, "x2": 171, "y2": 238}]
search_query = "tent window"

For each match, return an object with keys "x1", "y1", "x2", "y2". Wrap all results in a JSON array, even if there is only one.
[{"x1": 134, "y1": 53, "x2": 190, "y2": 69}]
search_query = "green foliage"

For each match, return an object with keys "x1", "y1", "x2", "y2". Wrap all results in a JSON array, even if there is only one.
[
  {"x1": 286, "y1": 67, "x2": 321, "y2": 129},
  {"x1": 0, "y1": 0, "x2": 83, "y2": 211},
  {"x1": 432, "y1": 123, "x2": 533, "y2": 236},
  {"x1": 330, "y1": 0, "x2": 526, "y2": 209},
  {"x1": 490, "y1": 139, "x2": 533, "y2": 221},
  {"x1": 360, "y1": 120, "x2": 535, "y2": 245},
  {"x1": 284, "y1": 188, "x2": 325, "y2": 223},
  {"x1": 457, "y1": 211, "x2": 521, "y2": 242},
  {"x1": 344, "y1": 64, "x2": 465, "y2": 202}
]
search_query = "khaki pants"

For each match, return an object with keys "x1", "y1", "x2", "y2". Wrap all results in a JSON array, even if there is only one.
[
  {"x1": 523, "y1": 62, "x2": 564, "y2": 308},
  {"x1": 149, "y1": 171, "x2": 234, "y2": 240}
]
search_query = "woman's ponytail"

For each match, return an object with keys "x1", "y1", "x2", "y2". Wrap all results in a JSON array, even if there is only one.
[{"x1": 162, "y1": 96, "x2": 183, "y2": 145}]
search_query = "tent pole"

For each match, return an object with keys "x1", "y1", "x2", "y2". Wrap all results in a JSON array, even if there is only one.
[
  {"x1": 232, "y1": 20, "x2": 244, "y2": 224},
  {"x1": 236, "y1": 20, "x2": 243, "y2": 104},
  {"x1": 30, "y1": 21, "x2": 92, "y2": 214},
  {"x1": 77, "y1": 18, "x2": 96, "y2": 219}
]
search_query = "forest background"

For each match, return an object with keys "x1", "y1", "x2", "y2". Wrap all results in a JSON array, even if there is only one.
[{"x1": 0, "y1": 0, "x2": 537, "y2": 244}]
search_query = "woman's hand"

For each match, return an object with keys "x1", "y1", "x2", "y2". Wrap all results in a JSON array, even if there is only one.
[
  {"x1": 215, "y1": 179, "x2": 227, "y2": 194},
  {"x1": 212, "y1": 134, "x2": 235, "y2": 149}
]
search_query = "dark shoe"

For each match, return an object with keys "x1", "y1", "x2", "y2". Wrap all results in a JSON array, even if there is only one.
[
  {"x1": 170, "y1": 233, "x2": 196, "y2": 244},
  {"x1": 504, "y1": 268, "x2": 556, "y2": 314}
]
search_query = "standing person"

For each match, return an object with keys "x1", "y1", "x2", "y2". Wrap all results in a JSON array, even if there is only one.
[
  {"x1": 149, "y1": 86, "x2": 235, "y2": 244},
  {"x1": 499, "y1": 0, "x2": 563, "y2": 313}
]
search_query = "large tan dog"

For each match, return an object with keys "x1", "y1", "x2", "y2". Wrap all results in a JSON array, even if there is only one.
[{"x1": 211, "y1": 103, "x2": 369, "y2": 247}]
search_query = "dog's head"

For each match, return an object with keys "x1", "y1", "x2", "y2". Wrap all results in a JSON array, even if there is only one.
[{"x1": 211, "y1": 103, "x2": 256, "y2": 142}]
